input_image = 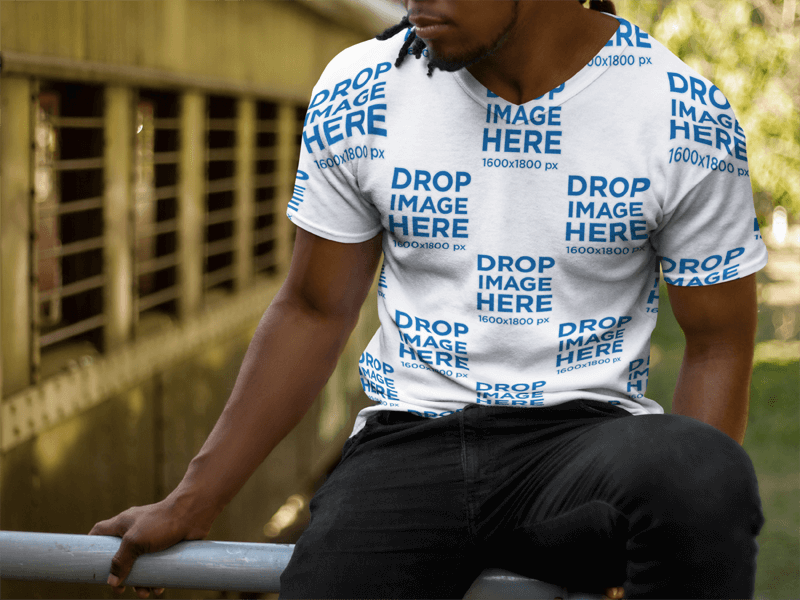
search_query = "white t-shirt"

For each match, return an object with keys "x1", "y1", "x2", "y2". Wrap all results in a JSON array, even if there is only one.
[{"x1": 287, "y1": 16, "x2": 769, "y2": 437}]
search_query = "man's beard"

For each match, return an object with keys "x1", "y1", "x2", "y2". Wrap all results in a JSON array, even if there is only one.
[{"x1": 423, "y1": 2, "x2": 520, "y2": 74}]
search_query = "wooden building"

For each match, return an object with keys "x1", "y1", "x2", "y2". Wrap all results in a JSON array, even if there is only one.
[{"x1": 0, "y1": 2, "x2": 402, "y2": 597}]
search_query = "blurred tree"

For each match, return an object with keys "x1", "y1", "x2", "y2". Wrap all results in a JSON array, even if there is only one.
[{"x1": 616, "y1": 0, "x2": 800, "y2": 220}]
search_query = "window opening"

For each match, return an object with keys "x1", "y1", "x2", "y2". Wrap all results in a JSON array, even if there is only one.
[
  {"x1": 254, "y1": 100, "x2": 278, "y2": 277},
  {"x1": 33, "y1": 82, "x2": 105, "y2": 380},
  {"x1": 204, "y1": 95, "x2": 237, "y2": 293},
  {"x1": 134, "y1": 90, "x2": 180, "y2": 324}
]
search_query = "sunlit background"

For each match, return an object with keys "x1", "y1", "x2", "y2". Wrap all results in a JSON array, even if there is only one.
[{"x1": 0, "y1": 1, "x2": 797, "y2": 599}]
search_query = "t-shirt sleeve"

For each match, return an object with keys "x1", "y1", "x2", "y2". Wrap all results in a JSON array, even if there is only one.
[
  {"x1": 285, "y1": 57, "x2": 384, "y2": 243},
  {"x1": 287, "y1": 142, "x2": 383, "y2": 243},
  {"x1": 650, "y1": 111, "x2": 768, "y2": 287}
]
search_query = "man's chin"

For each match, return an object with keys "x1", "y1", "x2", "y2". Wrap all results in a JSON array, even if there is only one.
[
  {"x1": 425, "y1": 41, "x2": 503, "y2": 74},
  {"x1": 425, "y1": 51, "x2": 478, "y2": 73},
  {"x1": 427, "y1": 60, "x2": 466, "y2": 73}
]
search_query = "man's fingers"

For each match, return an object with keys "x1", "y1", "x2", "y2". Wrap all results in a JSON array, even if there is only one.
[
  {"x1": 89, "y1": 518, "x2": 118, "y2": 537},
  {"x1": 91, "y1": 514, "x2": 139, "y2": 591},
  {"x1": 604, "y1": 586, "x2": 624, "y2": 599},
  {"x1": 90, "y1": 512, "x2": 133, "y2": 538},
  {"x1": 133, "y1": 586, "x2": 165, "y2": 598},
  {"x1": 108, "y1": 534, "x2": 144, "y2": 587}
]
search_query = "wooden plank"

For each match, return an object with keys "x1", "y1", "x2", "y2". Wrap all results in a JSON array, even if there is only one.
[{"x1": 1, "y1": 77, "x2": 32, "y2": 396}]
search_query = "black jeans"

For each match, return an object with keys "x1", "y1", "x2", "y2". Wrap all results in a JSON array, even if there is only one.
[{"x1": 280, "y1": 401, "x2": 764, "y2": 599}]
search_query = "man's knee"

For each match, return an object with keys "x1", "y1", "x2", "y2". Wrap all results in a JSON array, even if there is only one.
[{"x1": 623, "y1": 414, "x2": 762, "y2": 526}]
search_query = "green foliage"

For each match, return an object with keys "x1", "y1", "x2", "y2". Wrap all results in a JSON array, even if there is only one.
[{"x1": 616, "y1": 0, "x2": 800, "y2": 219}]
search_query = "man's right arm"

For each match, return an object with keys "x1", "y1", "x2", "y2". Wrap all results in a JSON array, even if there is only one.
[{"x1": 90, "y1": 228, "x2": 384, "y2": 592}]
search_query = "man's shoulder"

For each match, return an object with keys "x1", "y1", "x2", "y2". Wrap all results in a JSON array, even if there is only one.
[
  {"x1": 614, "y1": 21, "x2": 732, "y2": 111},
  {"x1": 312, "y1": 30, "x2": 407, "y2": 94}
]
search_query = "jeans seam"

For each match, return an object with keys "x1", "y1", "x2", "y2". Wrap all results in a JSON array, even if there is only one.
[{"x1": 459, "y1": 411, "x2": 479, "y2": 546}]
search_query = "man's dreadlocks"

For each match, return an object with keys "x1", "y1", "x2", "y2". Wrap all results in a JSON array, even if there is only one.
[
  {"x1": 375, "y1": 14, "x2": 433, "y2": 74},
  {"x1": 375, "y1": 0, "x2": 617, "y2": 78}
]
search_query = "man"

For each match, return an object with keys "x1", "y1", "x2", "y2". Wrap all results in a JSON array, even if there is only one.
[{"x1": 91, "y1": 1, "x2": 767, "y2": 598}]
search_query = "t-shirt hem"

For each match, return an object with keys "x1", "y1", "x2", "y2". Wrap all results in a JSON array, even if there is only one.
[
  {"x1": 662, "y1": 252, "x2": 768, "y2": 287},
  {"x1": 348, "y1": 397, "x2": 654, "y2": 438},
  {"x1": 288, "y1": 213, "x2": 383, "y2": 244}
]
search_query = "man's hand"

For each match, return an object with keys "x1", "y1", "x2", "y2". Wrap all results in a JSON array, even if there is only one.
[{"x1": 89, "y1": 496, "x2": 212, "y2": 597}]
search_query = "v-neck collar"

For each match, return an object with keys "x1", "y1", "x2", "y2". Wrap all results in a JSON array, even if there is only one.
[{"x1": 449, "y1": 15, "x2": 632, "y2": 109}]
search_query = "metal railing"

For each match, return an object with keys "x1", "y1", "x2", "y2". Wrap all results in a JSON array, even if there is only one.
[
  {"x1": 0, "y1": 531, "x2": 606, "y2": 599},
  {"x1": 0, "y1": 532, "x2": 292, "y2": 593}
]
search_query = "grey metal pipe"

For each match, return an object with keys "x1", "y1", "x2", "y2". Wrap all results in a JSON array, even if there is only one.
[
  {"x1": 0, "y1": 531, "x2": 294, "y2": 593},
  {"x1": 0, "y1": 531, "x2": 606, "y2": 599}
]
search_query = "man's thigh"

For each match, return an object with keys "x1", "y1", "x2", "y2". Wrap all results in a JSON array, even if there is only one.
[
  {"x1": 482, "y1": 410, "x2": 763, "y2": 597},
  {"x1": 279, "y1": 412, "x2": 483, "y2": 599}
]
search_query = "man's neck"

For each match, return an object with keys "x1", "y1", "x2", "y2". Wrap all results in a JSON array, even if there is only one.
[{"x1": 466, "y1": 2, "x2": 619, "y2": 105}]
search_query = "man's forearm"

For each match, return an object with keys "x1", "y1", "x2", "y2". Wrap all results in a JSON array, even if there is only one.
[
  {"x1": 671, "y1": 341, "x2": 754, "y2": 445},
  {"x1": 168, "y1": 295, "x2": 360, "y2": 527}
]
